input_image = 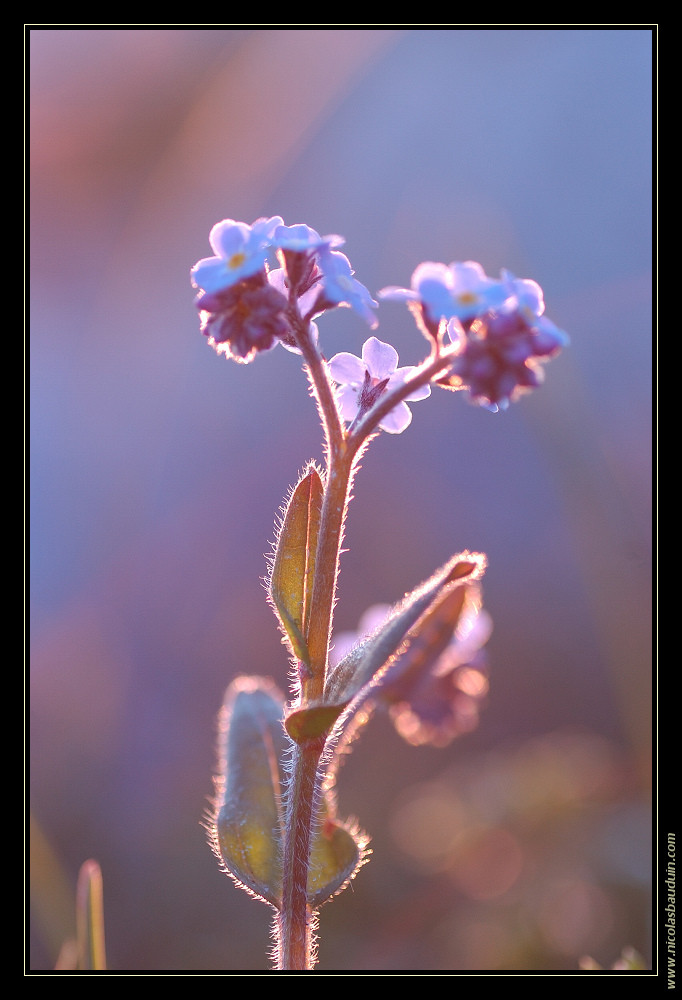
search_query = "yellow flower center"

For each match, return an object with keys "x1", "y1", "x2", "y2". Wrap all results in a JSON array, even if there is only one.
[
  {"x1": 456, "y1": 291, "x2": 478, "y2": 305},
  {"x1": 228, "y1": 252, "x2": 246, "y2": 270}
]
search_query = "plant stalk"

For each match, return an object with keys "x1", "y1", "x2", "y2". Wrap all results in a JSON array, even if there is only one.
[
  {"x1": 279, "y1": 304, "x2": 454, "y2": 970},
  {"x1": 277, "y1": 736, "x2": 326, "y2": 970}
]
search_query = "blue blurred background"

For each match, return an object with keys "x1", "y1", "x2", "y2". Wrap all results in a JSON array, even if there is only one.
[{"x1": 30, "y1": 28, "x2": 652, "y2": 971}]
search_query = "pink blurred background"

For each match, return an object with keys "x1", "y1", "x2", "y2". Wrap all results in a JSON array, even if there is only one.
[{"x1": 30, "y1": 28, "x2": 652, "y2": 971}]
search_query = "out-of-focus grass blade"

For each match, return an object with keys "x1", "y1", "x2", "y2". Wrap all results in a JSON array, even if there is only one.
[
  {"x1": 269, "y1": 465, "x2": 323, "y2": 664},
  {"x1": 30, "y1": 811, "x2": 78, "y2": 967},
  {"x1": 76, "y1": 859, "x2": 106, "y2": 971},
  {"x1": 211, "y1": 676, "x2": 287, "y2": 908},
  {"x1": 54, "y1": 939, "x2": 79, "y2": 970}
]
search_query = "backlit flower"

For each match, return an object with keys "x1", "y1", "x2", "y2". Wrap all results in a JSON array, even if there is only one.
[
  {"x1": 328, "y1": 337, "x2": 430, "y2": 433},
  {"x1": 266, "y1": 267, "x2": 321, "y2": 353},
  {"x1": 444, "y1": 290, "x2": 569, "y2": 411},
  {"x1": 271, "y1": 223, "x2": 344, "y2": 253},
  {"x1": 316, "y1": 248, "x2": 379, "y2": 329},
  {"x1": 501, "y1": 269, "x2": 570, "y2": 353},
  {"x1": 191, "y1": 216, "x2": 283, "y2": 294},
  {"x1": 379, "y1": 260, "x2": 509, "y2": 325}
]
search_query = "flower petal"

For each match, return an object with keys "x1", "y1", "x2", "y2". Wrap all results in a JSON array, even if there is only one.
[
  {"x1": 448, "y1": 260, "x2": 487, "y2": 289},
  {"x1": 336, "y1": 384, "x2": 360, "y2": 422},
  {"x1": 279, "y1": 321, "x2": 320, "y2": 355},
  {"x1": 249, "y1": 216, "x2": 284, "y2": 244},
  {"x1": 298, "y1": 282, "x2": 324, "y2": 318},
  {"x1": 267, "y1": 267, "x2": 288, "y2": 296},
  {"x1": 191, "y1": 256, "x2": 229, "y2": 292},
  {"x1": 385, "y1": 367, "x2": 432, "y2": 401},
  {"x1": 379, "y1": 400, "x2": 412, "y2": 434},
  {"x1": 376, "y1": 285, "x2": 419, "y2": 302},
  {"x1": 318, "y1": 250, "x2": 379, "y2": 328},
  {"x1": 412, "y1": 261, "x2": 452, "y2": 290},
  {"x1": 272, "y1": 223, "x2": 322, "y2": 250},
  {"x1": 405, "y1": 381, "x2": 432, "y2": 402},
  {"x1": 532, "y1": 315, "x2": 570, "y2": 350},
  {"x1": 328, "y1": 352, "x2": 366, "y2": 386},
  {"x1": 362, "y1": 337, "x2": 399, "y2": 379},
  {"x1": 209, "y1": 219, "x2": 251, "y2": 258},
  {"x1": 416, "y1": 279, "x2": 457, "y2": 321},
  {"x1": 502, "y1": 270, "x2": 545, "y2": 318},
  {"x1": 357, "y1": 603, "x2": 392, "y2": 635}
]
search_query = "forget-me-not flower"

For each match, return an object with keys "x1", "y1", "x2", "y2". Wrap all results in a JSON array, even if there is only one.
[
  {"x1": 191, "y1": 216, "x2": 283, "y2": 294},
  {"x1": 328, "y1": 337, "x2": 430, "y2": 433},
  {"x1": 317, "y1": 248, "x2": 379, "y2": 329},
  {"x1": 272, "y1": 223, "x2": 344, "y2": 254},
  {"x1": 379, "y1": 260, "x2": 509, "y2": 325},
  {"x1": 444, "y1": 292, "x2": 568, "y2": 411},
  {"x1": 500, "y1": 269, "x2": 570, "y2": 353},
  {"x1": 197, "y1": 273, "x2": 290, "y2": 363}
]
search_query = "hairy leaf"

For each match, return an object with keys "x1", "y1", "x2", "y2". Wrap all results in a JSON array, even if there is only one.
[
  {"x1": 212, "y1": 677, "x2": 287, "y2": 908},
  {"x1": 376, "y1": 582, "x2": 472, "y2": 705},
  {"x1": 284, "y1": 703, "x2": 346, "y2": 744},
  {"x1": 269, "y1": 465, "x2": 323, "y2": 663},
  {"x1": 308, "y1": 799, "x2": 369, "y2": 907},
  {"x1": 211, "y1": 676, "x2": 369, "y2": 909},
  {"x1": 324, "y1": 551, "x2": 486, "y2": 708}
]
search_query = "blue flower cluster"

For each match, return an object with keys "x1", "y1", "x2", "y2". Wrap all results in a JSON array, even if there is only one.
[
  {"x1": 191, "y1": 217, "x2": 378, "y2": 363},
  {"x1": 379, "y1": 262, "x2": 569, "y2": 412}
]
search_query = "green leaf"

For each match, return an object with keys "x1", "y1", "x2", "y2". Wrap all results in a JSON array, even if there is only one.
[
  {"x1": 324, "y1": 551, "x2": 486, "y2": 708},
  {"x1": 307, "y1": 799, "x2": 369, "y2": 907},
  {"x1": 211, "y1": 677, "x2": 287, "y2": 908},
  {"x1": 377, "y1": 582, "x2": 474, "y2": 706},
  {"x1": 211, "y1": 676, "x2": 369, "y2": 910},
  {"x1": 269, "y1": 465, "x2": 324, "y2": 664},
  {"x1": 284, "y1": 703, "x2": 346, "y2": 744}
]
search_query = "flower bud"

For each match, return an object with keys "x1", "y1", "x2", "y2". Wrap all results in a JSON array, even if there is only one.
[{"x1": 196, "y1": 273, "x2": 290, "y2": 363}]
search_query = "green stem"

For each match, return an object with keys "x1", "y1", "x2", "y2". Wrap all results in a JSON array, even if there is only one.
[
  {"x1": 304, "y1": 447, "x2": 354, "y2": 701},
  {"x1": 277, "y1": 736, "x2": 325, "y2": 971},
  {"x1": 277, "y1": 304, "x2": 354, "y2": 969},
  {"x1": 287, "y1": 307, "x2": 345, "y2": 463},
  {"x1": 287, "y1": 307, "x2": 352, "y2": 701},
  {"x1": 278, "y1": 304, "x2": 455, "y2": 970}
]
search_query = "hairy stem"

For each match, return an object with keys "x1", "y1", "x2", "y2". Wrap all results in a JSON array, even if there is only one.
[
  {"x1": 279, "y1": 314, "x2": 450, "y2": 970},
  {"x1": 277, "y1": 736, "x2": 325, "y2": 971},
  {"x1": 277, "y1": 445, "x2": 350, "y2": 969},
  {"x1": 304, "y1": 446, "x2": 354, "y2": 701},
  {"x1": 288, "y1": 307, "x2": 345, "y2": 463},
  {"x1": 287, "y1": 305, "x2": 353, "y2": 700},
  {"x1": 277, "y1": 304, "x2": 355, "y2": 969}
]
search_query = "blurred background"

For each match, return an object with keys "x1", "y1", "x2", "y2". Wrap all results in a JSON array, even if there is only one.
[{"x1": 29, "y1": 28, "x2": 652, "y2": 971}]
